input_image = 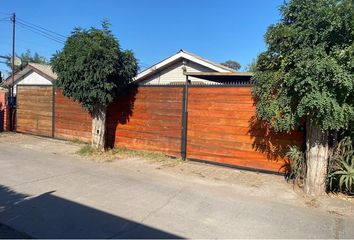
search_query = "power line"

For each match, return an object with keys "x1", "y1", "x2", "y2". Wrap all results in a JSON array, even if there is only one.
[
  {"x1": 17, "y1": 17, "x2": 67, "y2": 39},
  {"x1": 17, "y1": 22, "x2": 65, "y2": 44},
  {"x1": 0, "y1": 15, "x2": 66, "y2": 45},
  {"x1": 18, "y1": 25, "x2": 65, "y2": 44},
  {"x1": 0, "y1": 12, "x2": 11, "y2": 16},
  {"x1": 17, "y1": 20, "x2": 66, "y2": 42}
]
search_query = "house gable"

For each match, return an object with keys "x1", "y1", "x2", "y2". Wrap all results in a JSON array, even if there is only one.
[
  {"x1": 140, "y1": 59, "x2": 217, "y2": 85},
  {"x1": 17, "y1": 70, "x2": 52, "y2": 86},
  {"x1": 135, "y1": 50, "x2": 234, "y2": 84},
  {"x1": 13, "y1": 70, "x2": 52, "y2": 95},
  {"x1": 2, "y1": 63, "x2": 56, "y2": 89}
]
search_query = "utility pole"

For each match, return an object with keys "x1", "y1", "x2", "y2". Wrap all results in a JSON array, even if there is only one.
[{"x1": 9, "y1": 12, "x2": 15, "y2": 131}]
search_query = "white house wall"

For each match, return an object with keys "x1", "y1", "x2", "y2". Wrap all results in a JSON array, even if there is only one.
[
  {"x1": 140, "y1": 60, "x2": 216, "y2": 85},
  {"x1": 14, "y1": 71, "x2": 52, "y2": 95}
]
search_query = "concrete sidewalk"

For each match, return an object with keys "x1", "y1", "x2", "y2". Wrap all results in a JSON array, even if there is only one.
[{"x1": 0, "y1": 133, "x2": 353, "y2": 238}]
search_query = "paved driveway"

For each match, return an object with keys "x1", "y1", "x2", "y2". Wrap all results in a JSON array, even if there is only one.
[{"x1": 0, "y1": 133, "x2": 353, "y2": 238}]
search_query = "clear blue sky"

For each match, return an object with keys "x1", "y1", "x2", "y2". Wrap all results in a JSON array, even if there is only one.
[{"x1": 0, "y1": 0, "x2": 283, "y2": 77}]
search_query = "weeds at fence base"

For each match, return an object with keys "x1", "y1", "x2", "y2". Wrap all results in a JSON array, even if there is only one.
[
  {"x1": 78, "y1": 145, "x2": 95, "y2": 156},
  {"x1": 76, "y1": 145, "x2": 184, "y2": 165}
]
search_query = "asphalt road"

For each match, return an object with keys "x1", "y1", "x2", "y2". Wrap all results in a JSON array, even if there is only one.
[{"x1": 0, "y1": 134, "x2": 353, "y2": 239}]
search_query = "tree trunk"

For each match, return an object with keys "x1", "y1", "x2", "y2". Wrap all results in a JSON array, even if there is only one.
[
  {"x1": 305, "y1": 118, "x2": 329, "y2": 196},
  {"x1": 92, "y1": 105, "x2": 106, "y2": 151}
]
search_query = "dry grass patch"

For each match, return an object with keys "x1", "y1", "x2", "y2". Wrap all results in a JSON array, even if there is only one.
[{"x1": 76, "y1": 145, "x2": 184, "y2": 165}]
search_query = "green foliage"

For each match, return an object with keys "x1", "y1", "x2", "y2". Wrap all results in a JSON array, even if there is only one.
[
  {"x1": 51, "y1": 21, "x2": 138, "y2": 112},
  {"x1": 252, "y1": 0, "x2": 354, "y2": 132},
  {"x1": 6, "y1": 49, "x2": 48, "y2": 73},
  {"x1": 328, "y1": 137, "x2": 354, "y2": 193},
  {"x1": 220, "y1": 60, "x2": 241, "y2": 71},
  {"x1": 285, "y1": 146, "x2": 306, "y2": 185}
]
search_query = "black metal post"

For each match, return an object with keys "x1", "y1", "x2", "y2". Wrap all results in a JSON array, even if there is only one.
[{"x1": 181, "y1": 75, "x2": 189, "y2": 160}]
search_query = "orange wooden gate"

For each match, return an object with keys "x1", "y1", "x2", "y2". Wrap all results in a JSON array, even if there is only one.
[
  {"x1": 16, "y1": 85, "x2": 54, "y2": 137},
  {"x1": 186, "y1": 86, "x2": 304, "y2": 172}
]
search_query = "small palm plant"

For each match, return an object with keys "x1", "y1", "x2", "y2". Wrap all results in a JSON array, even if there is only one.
[{"x1": 328, "y1": 137, "x2": 354, "y2": 194}]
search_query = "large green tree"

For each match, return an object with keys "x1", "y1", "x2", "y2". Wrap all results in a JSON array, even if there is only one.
[
  {"x1": 51, "y1": 21, "x2": 138, "y2": 150},
  {"x1": 252, "y1": 0, "x2": 354, "y2": 195}
]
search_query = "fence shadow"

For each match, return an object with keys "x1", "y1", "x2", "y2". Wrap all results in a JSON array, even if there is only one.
[
  {"x1": 0, "y1": 184, "x2": 181, "y2": 239},
  {"x1": 105, "y1": 86, "x2": 138, "y2": 148},
  {"x1": 248, "y1": 116, "x2": 286, "y2": 161},
  {"x1": 248, "y1": 116, "x2": 305, "y2": 173}
]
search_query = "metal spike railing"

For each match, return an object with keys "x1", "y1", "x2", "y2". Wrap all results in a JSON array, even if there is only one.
[{"x1": 134, "y1": 80, "x2": 255, "y2": 87}]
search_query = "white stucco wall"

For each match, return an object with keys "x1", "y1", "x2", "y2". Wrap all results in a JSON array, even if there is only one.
[
  {"x1": 140, "y1": 59, "x2": 216, "y2": 85},
  {"x1": 13, "y1": 71, "x2": 52, "y2": 95}
]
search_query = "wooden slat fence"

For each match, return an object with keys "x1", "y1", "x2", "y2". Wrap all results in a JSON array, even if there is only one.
[
  {"x1": 106, "y1": 86, "x2": 183, "y2": 157},
  {"x1": 187, "y1": 86, "x2": 304, "y2": 172},
  {"x1": 15, "y1": 84, "x2": 305, "y2": 173},
  {"x1": 16, "y1": 85, "x2": 53, "y2": 137},
  {"x1": 54, "y1": 89, "x2": 92, "y2": 142}
]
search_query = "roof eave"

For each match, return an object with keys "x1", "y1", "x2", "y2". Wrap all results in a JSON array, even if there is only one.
[
  {"x1": 2, "y1": 64, "x2": 56, "y2": 87},
  {"x1": 134, "y1": 50, "x2": 234, "y2": 83}
]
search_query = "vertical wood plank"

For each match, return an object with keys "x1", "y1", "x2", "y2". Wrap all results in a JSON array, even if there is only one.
[{"x1": 16, "y1": 85, "x2": 53, "y2": 137}]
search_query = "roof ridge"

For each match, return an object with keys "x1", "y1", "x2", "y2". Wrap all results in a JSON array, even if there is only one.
[
  {"x1": 28, "y1": 62, "x2": 50, "y2": 66},
  {"x1": 134, "y1": 49, "x2": 236, "y2": 82},
  {"x1": 180, "y1": 50, "x2": 236, "y2": 72},
  {"x1": 2, "y1": 62, "x2": 57, "y2": 87}
]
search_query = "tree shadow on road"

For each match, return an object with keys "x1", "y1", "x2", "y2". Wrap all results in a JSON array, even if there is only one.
[{"x1": 0, "y1": 185, "x2": 182, "y2": 239}]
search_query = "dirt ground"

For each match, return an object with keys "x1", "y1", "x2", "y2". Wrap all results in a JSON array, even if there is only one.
[
  {"x1": 1, "y1": 132, "x2": 353, "y2": 217},
  {"x1": 1, "y1": 132, "x2": 354, "y2": 238}
]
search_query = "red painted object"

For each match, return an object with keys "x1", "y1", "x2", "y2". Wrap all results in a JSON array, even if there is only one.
[{"x1": 0, "y1": 90, "x2": 9, "y2": 132}]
